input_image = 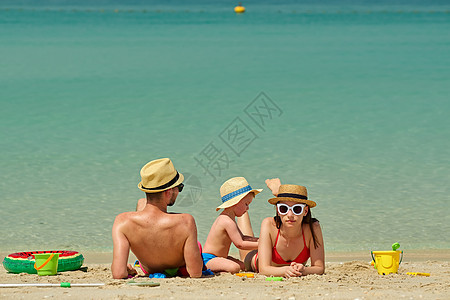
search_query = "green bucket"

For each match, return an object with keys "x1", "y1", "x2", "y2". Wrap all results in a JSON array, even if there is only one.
[{"x1": 34, "y1": 253, "x2": 59, "y2": 276}]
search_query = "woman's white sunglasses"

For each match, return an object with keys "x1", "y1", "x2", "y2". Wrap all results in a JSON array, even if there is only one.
[{"x1": 276, "y1": 203, "x2": 306, "y2": 216}]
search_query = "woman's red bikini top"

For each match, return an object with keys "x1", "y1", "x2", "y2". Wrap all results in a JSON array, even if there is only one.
[{"x1": 272, "y1": 227, "x2": 310, "y2": 265}]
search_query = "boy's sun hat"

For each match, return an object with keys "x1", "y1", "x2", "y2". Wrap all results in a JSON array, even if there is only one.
[
  {"x1": 138, "y1": 158, "x2": 184, "y2": 193},
  {"x1": 268, "y1": 184, "x2": 316, "y2": 208},
  {"x1": 216, "y1": 177, "x2": 262, "y2": 211}
]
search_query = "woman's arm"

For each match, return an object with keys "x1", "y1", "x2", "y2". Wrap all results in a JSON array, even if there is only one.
[
  {"x1": 303, "y1": 222, "x2": 325, "y2": 275},
  {"x1": 257, "y1": 218, "x2": 301, "y2": 278}
]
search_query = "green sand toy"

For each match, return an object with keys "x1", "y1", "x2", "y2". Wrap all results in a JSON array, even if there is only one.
[
  {"x1": 392, "y1": 242, "x2": 400, "y2": 251},
  {"x1": 127, "y1": 280, "x2": 160, "y2": 287},
  {"x1": 265, "y1": 277, "x2": 283, "y2": 281}
]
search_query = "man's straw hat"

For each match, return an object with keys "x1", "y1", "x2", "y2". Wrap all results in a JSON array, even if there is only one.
[
  {"x1": 138, "y1": 158, "x2": 184, "y2": 193},
  {"x1": 268, "y1": 184, "x2": 316, "y2": 207},
  {"x1": 216, "y1": 177, "x2": 262, "y2": 211}
]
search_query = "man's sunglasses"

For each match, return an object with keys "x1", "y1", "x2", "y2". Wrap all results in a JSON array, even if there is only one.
[
  {"x1": 276, "y1": 203, "x2": 306, "y2": 216},
  {"x1": 177, "y1": 183, "x2": 184, "y2": 192}
]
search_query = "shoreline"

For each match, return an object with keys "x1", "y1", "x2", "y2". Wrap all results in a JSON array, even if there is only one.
[{"x1": 3, "y1": 249, "x2": 449, "y2": 264}]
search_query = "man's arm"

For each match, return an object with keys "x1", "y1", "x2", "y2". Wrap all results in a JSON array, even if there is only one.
[
  {"x1": 182, "y1": 214, "x2": 203, "y2": 278},
  {"x1": 111, "y1": 215, "x2": 133, "y2": 279}
]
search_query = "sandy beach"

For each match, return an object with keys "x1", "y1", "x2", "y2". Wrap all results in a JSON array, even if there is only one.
[{"x1": 1, "y1": 250, "x2": 449, "y2": 299}]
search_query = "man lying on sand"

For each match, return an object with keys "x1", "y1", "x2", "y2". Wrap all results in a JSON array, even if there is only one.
[{"x1": 111, "y1": 158, "x2": 203, "y2": 279}]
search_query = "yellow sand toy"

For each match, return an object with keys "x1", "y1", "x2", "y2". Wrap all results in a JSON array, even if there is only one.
[
  {"x1": 406, "y1": 272, "x2": 430, "y2": 276},
  {"x1": 371, "y1": 242, "x2": 403, "y2": 275},
  {"x1": 235, "y1": 272, "x2": 254, "y2": 278}
]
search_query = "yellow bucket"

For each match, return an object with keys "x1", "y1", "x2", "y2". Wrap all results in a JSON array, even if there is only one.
[
  {"x1": 34, "y1": 253, "x2": 59, "y2": 276},
  {"x1": 371, "y1": 250, "x2": 403, "y2": 275}
]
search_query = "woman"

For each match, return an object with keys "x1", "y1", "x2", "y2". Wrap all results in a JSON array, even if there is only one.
[{"x1": 238, "y1": 178, "x2": 324, "y2": 277}]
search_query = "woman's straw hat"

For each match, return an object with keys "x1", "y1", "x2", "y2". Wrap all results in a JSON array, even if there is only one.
[
  {"x1": 138, "y1": 158, "x2": 184, "y2": 193},
  {"x1": 216, "y1": 177, "x2": 262, "y2": 211},
  {"x1": 268, "y1": 184, "x2": 316, "y2": 207}
]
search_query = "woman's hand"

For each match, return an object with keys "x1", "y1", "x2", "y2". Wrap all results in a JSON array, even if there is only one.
[
  {"x1": 292, "y1": 262, "x2": 305, "y2": 276},
  {"x1": 265, "y1": 178, "x2": 281, "y2": 196},
  {"x1": 284, "y1": 262, "x2": 302, "y2": 278}
]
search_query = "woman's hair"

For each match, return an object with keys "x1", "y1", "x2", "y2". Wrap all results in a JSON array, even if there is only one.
[{"x1": 273, "y1": 205, "x2": 321, "y2": 249}]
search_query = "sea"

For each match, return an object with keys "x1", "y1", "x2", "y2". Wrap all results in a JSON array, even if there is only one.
[{"x1": 1, "y1": 0, "x2": 449, "y2": 255}]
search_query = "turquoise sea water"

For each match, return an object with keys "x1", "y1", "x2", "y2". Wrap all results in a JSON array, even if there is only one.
[{"x1": 1, "y1": 0, "x2": 449, "y2": 253}]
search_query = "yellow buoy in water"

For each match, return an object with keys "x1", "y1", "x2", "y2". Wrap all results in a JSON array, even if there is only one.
[{"x1": 234, "y1": 5, "x2": 245, "y2": 14}]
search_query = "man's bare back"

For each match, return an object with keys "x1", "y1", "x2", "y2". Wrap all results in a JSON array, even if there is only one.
[
  {"x1": 111, "y1": 158, "x2": 203, "y2": 279},
  {"x1": 115, "y1": 207, "x2": 198, "y2": 268}
]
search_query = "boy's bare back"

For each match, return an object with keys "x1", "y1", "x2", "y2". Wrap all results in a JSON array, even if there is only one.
[
  {"x1": 202, "y1": 215, "x2": 237, "y2": 257},
  {"x1": 201, "y1": 177, "x2": 261, "y2": 273}
]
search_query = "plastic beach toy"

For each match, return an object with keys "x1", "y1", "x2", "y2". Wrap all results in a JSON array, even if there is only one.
[
  {"x1": 0, "y1": 282, "x2": 104, "y2": 288},
  {"x1": 3, "y1": 251, "x2": 84, "y2": 274},
  {"x1": 235, "y1": 273, "x2": 254, "y2": 278},
  {"x1": 406, "y1": 272, "x2": 430, "y2": 277},
  {"x1": 127, "y1": 280, "x2": 160, "y2": 287},
  {"x1": 392, "y1": 242, "x2": 400, "y2": 251},
  {"x1": 371, "y1": 251, "x2": 403, "y2": 275},
  {"x1": 148, "y1": 273, "x2": 166, "y2": 278},
  {"x1": 265, "y1": 276, "x2": 283, "y2": 281},
  {"x1": 371, "y1": 242, "x2": 403, "y2": 275},
  {"x1": 202, "y1": 269, "x2": 214, "y2": 276},
  {"x1": 34, "y1": 253, "x2": 59, "y2": 276}
]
